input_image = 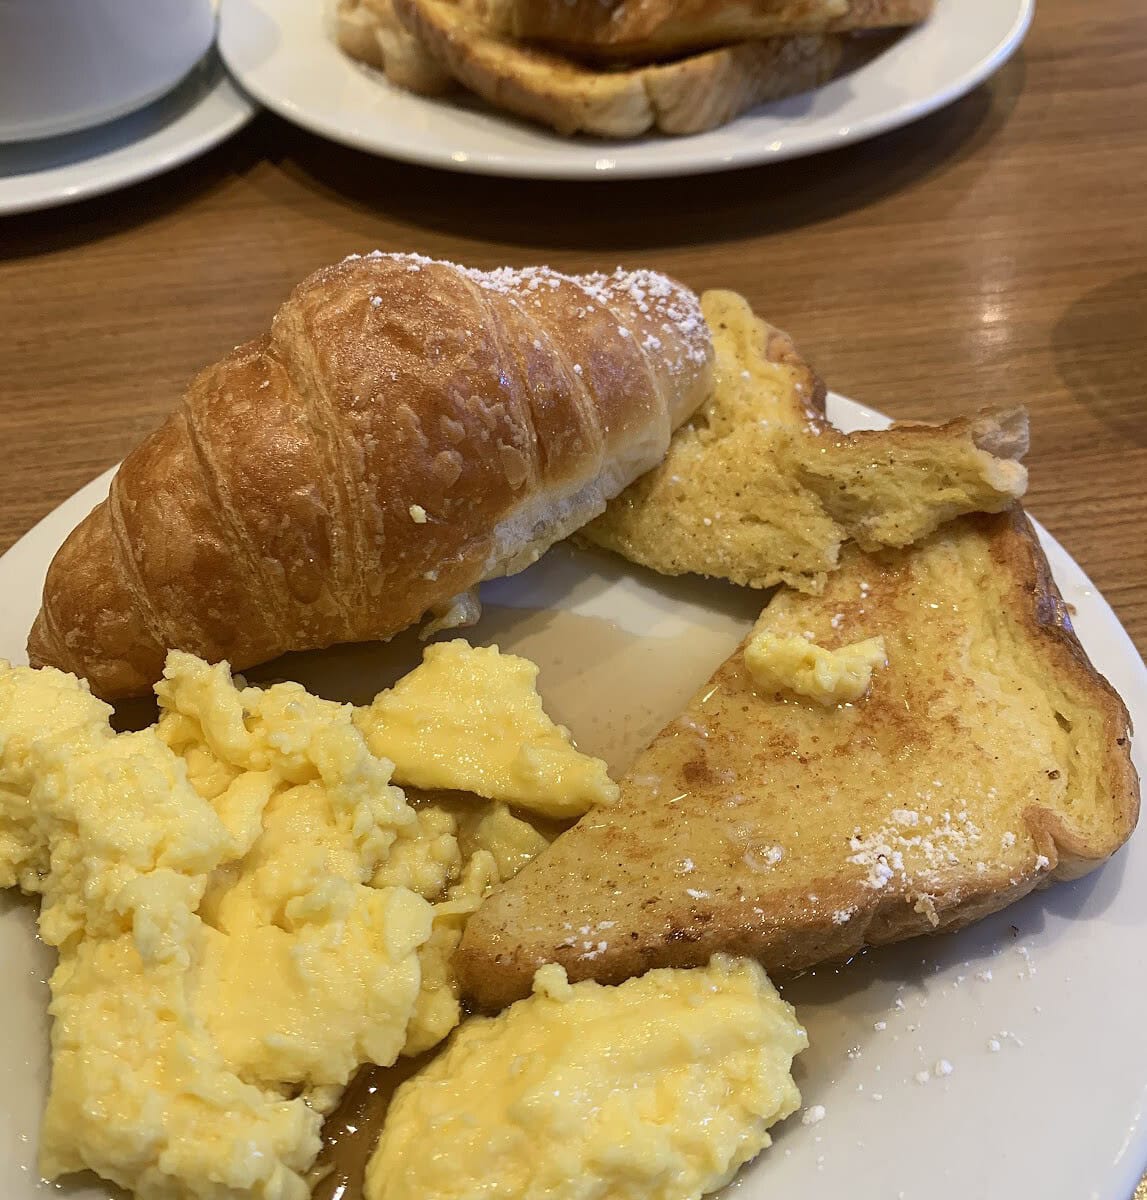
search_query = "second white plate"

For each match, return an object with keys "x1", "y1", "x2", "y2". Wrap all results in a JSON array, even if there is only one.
[{"x1": 219, "y1": 0, "x2": 1032, "y2": 180}]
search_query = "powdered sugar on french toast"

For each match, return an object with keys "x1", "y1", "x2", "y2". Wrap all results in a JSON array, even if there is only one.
[{"x1": 847, "y1": 808, "x2": 984, "y2": 890}]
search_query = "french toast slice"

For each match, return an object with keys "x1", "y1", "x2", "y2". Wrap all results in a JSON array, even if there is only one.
[
  {"x1": 392, "y1": 0, "x2": 842, "y2": 137},
  {"x1": 457, "y1": 509, "x2": 1139, "y2": 1010},
  {"x1": 581, "y1": 290, "x2": 1029, "y2": 591},
  {"x1": 496, "y1": 0, "x2": 933, "y2": 62}
]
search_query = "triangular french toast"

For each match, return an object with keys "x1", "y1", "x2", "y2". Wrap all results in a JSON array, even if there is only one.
[{"x1": 457, "y1": 508, "x2": 1139, "y2": 1010}]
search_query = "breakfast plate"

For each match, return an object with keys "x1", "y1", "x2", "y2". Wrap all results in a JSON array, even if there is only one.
[
  {"x1": 218, "y1": 0, "x2": 1032, "y2": 180},
  {"x1": 0, "y1": 50, "x2": 256, "y2": 218},
  {"x1": 1, "y1": 392, "x2": 1145, "y2": 1199}
]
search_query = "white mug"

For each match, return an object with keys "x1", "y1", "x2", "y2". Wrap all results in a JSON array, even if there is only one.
[{"x1": 0, "y1": 0, "x2": 217, "y2": 142}]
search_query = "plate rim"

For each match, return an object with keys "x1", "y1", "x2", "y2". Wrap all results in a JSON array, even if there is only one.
[
  {"x1": 0, "y1": 49, "x2": 257, "y2": 218},
  {"x1": 218, "y1": 0, "x2": 1034, "y2": 180}
]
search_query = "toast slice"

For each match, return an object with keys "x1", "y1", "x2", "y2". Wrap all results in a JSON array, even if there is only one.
[
  {"x1": 496, "y1": 0, "x2": 933, "y2": 62},
  {"x1": 581, "y1": 290, "x2": 1029, "y2": 591},
  {"x1": 337, "y1": 0, "x2": 454, "y2": 95},
  {"x1": 392, "y1": 0, "x2": 842, "y2": 137},
  {"x1": 457, "y1": 509, "x2": 1139, "y2": 1010}
]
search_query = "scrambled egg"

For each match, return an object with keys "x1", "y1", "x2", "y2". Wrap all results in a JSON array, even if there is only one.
[
  {"x1": 745, "y1": 632, "x2": 888, "y2": 706},
  {"x1": 0, "y1": 640, "x2": 606, "y2": 1200},
  {"x1": 1, "y1": 659, "x2": 335, "y2": 1199},
  {"x1": 366, "y1": 955, "x2": 807, "y2": 1200},
  {"x1": 357, "y1": 640, "x2": 618, "y2": 818}
]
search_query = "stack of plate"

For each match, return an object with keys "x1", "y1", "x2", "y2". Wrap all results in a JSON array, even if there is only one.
[{"x1": 0, "y1": 0, "x2": 256, "y2": 216}]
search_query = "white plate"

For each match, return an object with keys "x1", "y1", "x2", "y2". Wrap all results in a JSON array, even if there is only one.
[
  {"x1": 0, "y1": 50, "x2": 256, "y2": 217},
  {"x1": 1, "y1": 394, "x2": 1145, "y2": 1199},
  {"x1": 219, "y1": 0, "x2": 1032, "y2": 180}
]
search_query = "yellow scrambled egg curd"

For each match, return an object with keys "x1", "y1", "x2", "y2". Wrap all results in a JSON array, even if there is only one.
[
  {"x1": 745, "y1": 632, "x2": 888, "y2": 706},
  {"x1": 356, "y1": 640, "x2": 618, "y2": 818},
  {"x1": 365, "y1": 955, "x2": 808, "y2": 1200},
  {"x1": 42, "y1": 929, "x2": 322, "y2": 1198},
  {"x1": 391, "y1": 803, "x2": 553, "y2": 1056},
  {"x1": 0, "y1": 665, "x2": 231, "y2": 959},
  {"x1": 403, "y1": 849, "x2": 501, "y2": 1055},
  {"x1": 0, "y1": 644, "x2": 570, "y2": 1200},
  {"x1": 0, "y1": 660, "x2": 331, "y2": 1199},
  {"x1": 453, "y1": 798, "x2": 552, "y2": 879}
]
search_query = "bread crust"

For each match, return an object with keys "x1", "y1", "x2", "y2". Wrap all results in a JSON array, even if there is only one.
[
  {"x1": 28, "y1": 255, "x2": 712, "y2": 698},
  {"x1": 502, "y1": 0, "x2": 932, "y2": 61},
  {"x1": 394, "y1": 0, "x2": 841, "y2": 137},
  {"x1": 648, "y1": 35, "x2": 845, "y2": 135},
  {"x1": 336, "y1": 0, "x2": 387, "y2": 68},
  {"x1": 336, "y1": 0, "x2": 455, "y2": 94},
  {"x1": 457, "y1": 508, "x2": 1139, "y2": 1010}
]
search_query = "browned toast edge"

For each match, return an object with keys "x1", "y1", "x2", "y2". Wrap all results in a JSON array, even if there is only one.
[{"x1": 510, "y1": 0, "x2": 933, "y2": 61}]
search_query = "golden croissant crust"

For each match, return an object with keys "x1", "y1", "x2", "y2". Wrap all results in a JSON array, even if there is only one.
[{"x1": 28, "y1": 253, "x2": 713, "y2": 698}]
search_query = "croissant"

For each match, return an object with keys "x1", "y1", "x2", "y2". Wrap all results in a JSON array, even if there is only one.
[{"x1": 28, "y1": 253, "x2": 713, "y2": 699}]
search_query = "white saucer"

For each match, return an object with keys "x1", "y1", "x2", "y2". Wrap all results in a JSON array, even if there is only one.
[
  {"x1": 0, "y1": 50, "x2": 257, "y2": 217},
  {"x1": 219, "y1": 0, "x2": 1032, "y2": 180}
]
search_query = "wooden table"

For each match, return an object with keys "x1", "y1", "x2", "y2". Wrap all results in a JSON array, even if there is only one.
[
  {"x1": 1, "y1": 4, "x2": 1145, "y2": 656},
  {"x1": 0, "y1": 0, "x2": 1144, "y2": 1191}
]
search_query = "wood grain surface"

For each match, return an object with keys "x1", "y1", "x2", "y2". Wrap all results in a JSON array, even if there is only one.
[
  {"x1": 1, "y1": 3, "x2": 1145, "y2": 659},
  {"x1": 0, "y1": 0, "x2": 1145, "y2": 1195}
]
